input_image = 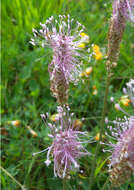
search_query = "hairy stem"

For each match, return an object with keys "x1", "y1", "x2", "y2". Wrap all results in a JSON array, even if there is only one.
[{"x1": 88, "y1": 70, "x2": 111, "y2": 190}]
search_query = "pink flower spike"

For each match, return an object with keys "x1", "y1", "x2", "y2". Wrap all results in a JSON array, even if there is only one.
[
  {"x1": 33, "y1": 107, "x2": 91, "y2": 178},
  {"x1": 30, "y1": 15, "x2": 89, "y2": 104}
]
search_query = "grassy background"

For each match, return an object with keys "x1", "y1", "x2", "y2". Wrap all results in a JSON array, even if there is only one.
[{"x1": 1, "y1": 0, "x2": 134, "y2": 189}]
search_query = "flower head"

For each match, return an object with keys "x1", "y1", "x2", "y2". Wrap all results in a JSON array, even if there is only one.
[
  {"x1": 120, "y1": 95, "x2": 131, "y2": 106},
  {"x1": 105, "y1": 116, "x2": 134, "y2": 186},
  {"x1": 33, "y1": 106, "x2": 91, "y2": 178},
  {"x1": 104, "y1": 79, "x2": 134, "y2": 186},
  {"x1": 52, "y1": 127, "x2": 88, "y2": 178},
  {"x1": 92, "y1": 44, "x2": 103, "y2": 60},
  {"x1": 30, "y1": 15, "x2": 89, "y2": 104}
]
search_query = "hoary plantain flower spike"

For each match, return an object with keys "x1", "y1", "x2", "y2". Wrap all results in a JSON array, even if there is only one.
[
  {"x1": 104, "y1": 79, "x2": 134, "y2": 186},
  {"x1": 105, "y1": 116, "x2": 134, "y2": 186},
  {"x1": 32, "y1": 106, "x2": 91, "y2": 178},
  {"x1": 30, "y1": 15, "x2": 89, "y2": 104},
  {"x1": 107, "y1": 0, "x2": 134, "y2": 63}
]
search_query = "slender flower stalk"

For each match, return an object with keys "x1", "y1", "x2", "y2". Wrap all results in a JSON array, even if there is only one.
[
  {"x1": 33, "y1": 106, "x2": 91, "y2": 179},
  {"x1": 30, "y1": 15, "x2": 89, "y2": 104}
]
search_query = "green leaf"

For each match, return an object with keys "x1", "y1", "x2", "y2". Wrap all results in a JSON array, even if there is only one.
[{"x1": 95, "y1": 158, "x2": 108, "y2": 177}]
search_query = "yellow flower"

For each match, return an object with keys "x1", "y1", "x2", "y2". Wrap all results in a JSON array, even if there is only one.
[
  {"x1": 93, "y1": 44, "x2": 103, "y2": 60},
  {"x1": 95, "y1": 133, "x2": 100, "y2": 141},
  {"x1": 93, "y1": 44, "x2": 100, "y2": 53},
  {"x1": 79, "y1": 72, "x2": 86, "y2": 77},
  {"x1": 80, "y1": 67, "x2": 93, "y2": 78},
  {"x1": 85, "y1": 67, "x2": 93, "y2": 75},
  {"x1": 80, "y1": 32, "x2": 89, "y2": 43},
  {"x1": 50, "y1": 113, "x2": 60, "y2": 122},
  {"x1": 120, "y1": 95, "x2": 131, "y2": 107},
  {"x1": 78, "y1": 42, "x2": 85, "y2": 48},
  {"x1": 95, "y1": 133, "x2": 105, "y2": 141},
  {"x1": 95, "y1": 52, "x2": 103, "y2": 60},
  {"x1": 80, "y1": 32, "x2": 88, "y2": 37}
]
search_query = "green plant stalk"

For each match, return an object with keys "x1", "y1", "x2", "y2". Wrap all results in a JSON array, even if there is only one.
[
  {"x1": 0, "y1": 166, "x2": 26, "y2": 190},
  {"x1": 63, "y1": 177, "x2": 67, "y2": 190},
  {"x1": 88, "y1": 70, "x2": 111, "y2": 190}
]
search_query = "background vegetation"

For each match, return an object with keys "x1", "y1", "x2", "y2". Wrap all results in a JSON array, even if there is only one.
[{"x1": 1, "y1": 0, "x2": 134, "y2": 189}]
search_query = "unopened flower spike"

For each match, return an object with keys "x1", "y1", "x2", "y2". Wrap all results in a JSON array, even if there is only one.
[
  {"x1": 30, "y1": 15, "x2": 90, "y2": 104},
  {"x1": 107, "y1": 0, "x2": 134, "y2": 63},
  {"x1": 104, "y1": 79, "x2": 134, "y2": 187},
  {"x1": 113, "y1": 0, "x2": 134, "y2": 22},
  {"x1": 32, "y1": 107, "x2": 91, "y2": 178}
]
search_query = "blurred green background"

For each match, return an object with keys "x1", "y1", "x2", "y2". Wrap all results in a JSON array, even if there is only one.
[{"x1": 1, "y1": 0, "x2": 134, "y2": 189}]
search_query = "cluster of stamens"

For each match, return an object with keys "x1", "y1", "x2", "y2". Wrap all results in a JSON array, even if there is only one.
[
  {"x1": 30, "y1": 15, "x2": 90, "y2": 104},
  {"x1": 33, "y1": 106, "x2": 91, "y2": 178}
]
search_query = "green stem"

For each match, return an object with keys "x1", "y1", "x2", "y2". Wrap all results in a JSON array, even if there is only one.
[
  {"x1": 0, "y1": 165, "x2": 26, "y2": 190},
  {"x1": 88, "y1": 71, "x2": 111, "y2": 190},
  {"x1": 63, "y1": 177, "x2": 67, "y2": 190}
]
